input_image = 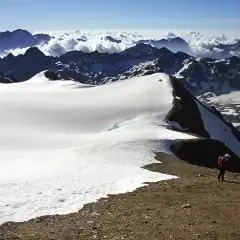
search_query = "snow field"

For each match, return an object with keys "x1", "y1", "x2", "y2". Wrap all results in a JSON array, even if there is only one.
[{"x1": 0, "y1": 73, "x2": 194, "y2": 223}]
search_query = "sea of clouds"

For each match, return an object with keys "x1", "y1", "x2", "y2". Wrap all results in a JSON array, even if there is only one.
[{"x1": 2, "y1": 29, "x2": 240, "y2": 58}]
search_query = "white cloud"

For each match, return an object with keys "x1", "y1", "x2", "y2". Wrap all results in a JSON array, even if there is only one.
[
  {"x1": 4, "y1": 47, "x2": 30, "y2": 56},
  {"x1": 2, "y1": 30, "x2": 240, "y2": 58}
]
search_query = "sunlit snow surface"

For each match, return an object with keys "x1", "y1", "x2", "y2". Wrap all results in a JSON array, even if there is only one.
[
  {"x1": 201, "y1": 92, "x2": 240, "y2": 128},
  {"x1": 196, "y1": 100, "x2": 240, "y2": 156},
  {"x1": 0, "y1": 73, "x2": 194, "y2": 224}
]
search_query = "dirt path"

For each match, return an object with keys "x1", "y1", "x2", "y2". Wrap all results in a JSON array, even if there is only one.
[{"x1": 1, "y1": 153, "x2": 240, "y2": 240}]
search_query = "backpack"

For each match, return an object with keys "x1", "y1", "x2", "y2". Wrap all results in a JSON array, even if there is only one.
[{"x1": 217, "y1": 157, "x2": 226, "y2": 168}]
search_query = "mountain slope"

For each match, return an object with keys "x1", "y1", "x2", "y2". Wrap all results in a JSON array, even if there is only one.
[
  {"x1": 0, "y1": 73, "x2": 18, "y2": 83},
  {"x1": 0, "y1": 72, "x2": 239, "y2": 224},
  {"x1": 0, "y1": 73, "x2": 194, "y2": 224},
  {"x1": 137, "y1": 37, "x2": 192, "y2": 55},
  {"x1": 0, "y1": 29, "x2": 52, "y2": 51},
  {"x1": 0, "y1": 45, "x2": 239, "y2": 96},
  {"x1": 168, "y1": 76, "x2": 240, "y2": 171}
]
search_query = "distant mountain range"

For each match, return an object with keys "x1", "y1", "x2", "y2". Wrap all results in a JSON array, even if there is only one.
[
  {"x1": 0, "y1": 42, "x2": 240, "y2": 96},
  {"x1": 0, "y1": 29, "x2": 240, "y2": 59},
  {"x1": 137, "y1": 37, "x2": 192, "y2": 55},
  {"x1": 0, "y1": 29, "x2": 52, "y2": 51}
]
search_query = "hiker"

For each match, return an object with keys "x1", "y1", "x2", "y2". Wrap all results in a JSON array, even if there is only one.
[{"x1": 217, "y1": 154, "x2": 231, "y2": 182}]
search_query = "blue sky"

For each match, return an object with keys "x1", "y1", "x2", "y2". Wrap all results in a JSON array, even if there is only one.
[{"x1": 0, "y1": 0, "x2": 239, "y2": 30}]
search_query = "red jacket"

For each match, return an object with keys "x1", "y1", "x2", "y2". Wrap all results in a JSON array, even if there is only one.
[{"x1": 218, "y1": 157, "x2": 227, "y2": 169}]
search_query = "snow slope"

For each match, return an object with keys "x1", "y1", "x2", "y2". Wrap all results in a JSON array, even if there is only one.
[
  {"x1": 0, "y1": 72, "x2": 194, "y2": 224},
  {"x1": 210, "y1": 91, "x2": 240, "y2": 105},
  {"x1": 196, "y1": 101, "x2": 240, "y2": 156},
  {"x1": 198, "y1": 91, "x2": 240, "y2": 131}
]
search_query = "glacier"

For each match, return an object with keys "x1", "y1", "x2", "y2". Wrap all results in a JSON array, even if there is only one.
[{"x1": 0, "y1": 72, "x2": 195, "y2": 224}]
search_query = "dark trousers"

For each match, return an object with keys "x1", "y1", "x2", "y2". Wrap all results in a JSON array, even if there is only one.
[{"x1": 218, "y1": 168, "x2": 226, "y2": 181}]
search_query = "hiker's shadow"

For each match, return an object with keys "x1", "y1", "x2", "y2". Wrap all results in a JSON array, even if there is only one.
[{"x1": 225, "y1": 180, "x2": 240, "y2": 184}]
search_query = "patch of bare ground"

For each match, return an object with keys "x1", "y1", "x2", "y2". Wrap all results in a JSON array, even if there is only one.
[{"x1": 1, "y1": 152, "x2": 240, "y2": 240}]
